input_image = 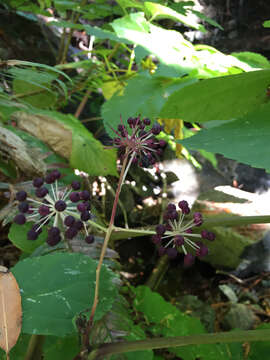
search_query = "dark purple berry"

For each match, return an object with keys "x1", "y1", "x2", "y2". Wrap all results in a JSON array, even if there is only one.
[
  {"x1": 48, "y1": 227, "x2": 60, "y2": 237},
  {"x1": 118, "y1": 124, "x2": 125, "y2": 132},
  {"x1": 83, "y1": 201, "x2": 91, "y2": 211},
  {"x1": 36, "y1": 187, "x2": 48, "y2": 198},
  {"x1": 65, "y1": 227, "x2": 78, "y2": 239},
  {"x1": 167, "y1": 203, "x2": 176, "y2": 211},
  {"x1": 152, "y1": 123, "x2": 162, "y2": 135},
  {"x1": 80, "y1": 190, "x2": 90, "y2": 201},
  {"x1": 69, "y1": 192, "x2": 80, "y2": 203},
  {"x1": 51, "y1": 170, "x2": 61, "y2": 180},
  {"x1": 152, "y1": 234, "x2": 162, "y2": 244},
  {"x1": 16, "y1": 191, "x2": 27, "y2": 202},
  {"x1": 45, "y1": 173, "x2": 55, "y2": 184},
  {"x1": 77, "y1": 202, "x2": 86, "y2": 213},
  {"x1": 174, "y1": 235, "x2": 184, "y2": 246},
  {"x1": 55, "y1": 200, "x2": 66, "y2": 212},
  {"x1": 156, "y1": 224, "x2": 166, "y2": 236},
  {"x1": 201, "y1": 230, "x2": 208, "y2": 239},
  {"x1": 33, "y1": 177, "x2": 44, "y2": 188},
  {"x1": 47, "y1": 235, "x2": 61, "y2": 246},
  {"x1": 38, "y1": 205, "x2": 50, "y2": 216},
  {"x1": 74, "y1": 220, "x2": 83, "y2": 230},
  {"x1": 193, "y1": 212, "x2": 203, "y2": 226},
  {"x1": 81, "y1": 211, "x2": 91, "y2": 222},
  {"x1": 143, "y1": 118, "x2": 151, "y2": 126},
  {"x1": 196, "y1": 243, "x2": 208, "y2": 257},
  {"x1": 18, "y1": 202, "x2": 29, "y2": 213},
  {"x1": 14, "y1": 214, "x2": 26, "y2": 225},
  {"x1": 27, "y1": 229, "x2": 39, "y2": 240},
  {"x1": 71, "y1": 181, "x2": 81, "y2": 190},
  {"x1": 168, "y1": 210, "x2": 179, "y2": 221},
  {"x1": 85, "y1": 235, "x2": 94, "y2": 244},
  {"x1": 159, "y1": 139, "x2": 166, "y2": 147},
  {"x1": 185, "y1": 228, "x2": 193, "y2": 234},
  {"x1": 178, "y1": 200, "x2": 190, "y2": 214},
  {"x1": 207, "y1": 232, "x2": 215, "y2": 241},
  {"x1": 184, "y1": 253, "x2": 195, "y2": 267},
  {"x1": 166, "y1": 247, "x2": 178, "y2": 258},
  {"x1": 64, "y1": 215, "x2": 75, "y2": 227}
]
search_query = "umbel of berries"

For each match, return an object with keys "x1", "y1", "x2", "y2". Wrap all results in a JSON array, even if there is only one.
[
  {"x1": 112, "y1": 116, "x2": 166, "y2": 168},
  {"x1": 14, "y1": 170, "x2": 94, "y2": 246},
  {"x1": 152, "y1": 200, "x2": 215, "y2": 266}
]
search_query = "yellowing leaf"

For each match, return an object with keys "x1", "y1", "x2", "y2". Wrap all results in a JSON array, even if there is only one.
[
  {"x1": 159, "y1": 118, "x2": 183, "y2": 157},
  {"x1": 0, "y1": 266, "x2": 22, "y2": 357},
  {"x1": 102, "y1": 80, "x2": 125, "y2": 100}
]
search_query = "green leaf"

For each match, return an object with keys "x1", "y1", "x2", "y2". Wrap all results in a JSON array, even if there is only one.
[
  {"x1": 43, "y1": 335, "x2": 80, "y2": 360},
  {"x1": 102, "y1": 72, "x2": 197, "y2": 137},
  {"x1": 9, "y1": 222, "x2": 48, "y2": 253},
  {"x1": 180, "y1": 103, "x2": 270, "y2": 171},
  {"x1": 13, "y1": 79, "x2": 57, "y2": 108},
  {"x1": 248, "y1": 324, "x2": 270, "y2": 359},
  {"x1": 144, "y1": 1, "x2": 206, "y2": 31},
  {"x1": 191, "y1": 9, "x2": 223, "y2": 30},
  {"x1": 0, "y1": 334, "x2": 80, "y2": 360},
  {"x1": 231, "y1": 52, "x2": 270, "y2": 69},
  {"x1": 263, "y1": 20, "x2": 270, "y2": 28},
  {"x1": 0, "y1": 157, "x2": 17, "y2": 178},
  {"x1": 160, "y1": 69, "x2": 270, "y2": 123},
  {"x1": 12, "y1": 252, "x2": 118, "y2": 336},
  {"x1": 110, "y1": 12, "x2": 196, "y2": 72},
  {"x1": 132, "y1": 286, "x2": 242, "y2": 360},
  {"x1": 18, "y1": 109, "x2": 117, "y2": 176}
]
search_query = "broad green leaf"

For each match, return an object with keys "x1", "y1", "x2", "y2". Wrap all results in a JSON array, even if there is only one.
[
  {"x1": 133, "y1": 286, "x2": 241, "y2": 360},
  {"x1": 160, "y1": 69, "x2": 270, "y2": 123},
  {"x1": 102, "y1": 72, "x2": 197, "y2": 137},
  {"x1": 0, "y1": 334, "x2": 80, "y2": 360},
  {"x1": 9, "y1": 222, "x2": 48, "y2": 253},
  {"x1": 14, "y1": 110, "x2": 117, "y2": 176},
  {"x1": 43, "y1": 335, "x2": 80, "y2": 360},
  {"x1": 12, "y1": 252, "x2": 118, "y2": 336},
  {"x1": 231, "y1": 52, "x2": 270, "y2": 69},
  {"x1": 144, "y1": 1, "x2": 205, "y2": 31},
  {"x1": 110, "y1": 12, "x2": 196, "y2": 72},
  {"x1": 180, "y1": 103, "x2": 270, "y2": 171},
  {"x1": 92, "y1": 295, "x2": 153, "y2": 360}
]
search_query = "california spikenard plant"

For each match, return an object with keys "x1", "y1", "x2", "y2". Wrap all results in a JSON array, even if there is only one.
[{"x1": 10, "y1": 116, "x2": 270, "y2": 360}]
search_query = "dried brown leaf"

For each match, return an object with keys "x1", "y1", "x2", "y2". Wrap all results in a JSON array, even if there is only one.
[{"x1": 0, "y1": 266, "x2": 22, "y2": 357}]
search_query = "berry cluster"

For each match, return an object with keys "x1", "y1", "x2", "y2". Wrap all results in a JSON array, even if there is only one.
[
  {"x1": 113, "y1": 116, "x2": 166, "y2": 167},
  {"x1": 14, "y1": 170, "x2": 94, "y2": 246},
  {"x1": 152, "y1": 200, "x2": 215, "y2": 266}
]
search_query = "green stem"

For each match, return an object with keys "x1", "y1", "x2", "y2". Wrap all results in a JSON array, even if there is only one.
[
  {"x1": 58, "y1": 0, "x2": 88, "y2": 64},
  {"x1": 83, "y1": 153, "x2": 129, "y2": 350},
  {"x1": 204, "y1": 215, "x2": 270, "y2": 227},
  {"x1": 109, "y1": 215, "x2": 270, "y2": 241},
  {"x1": 88, "y1": 329, "x2": 270, "y2": 360},
  {"x1": 146, "y1": 254, "x2": 169, "y2": 290},
  {"x1": 24, "y1": 335, "x2": 45, "y2": 360}
]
